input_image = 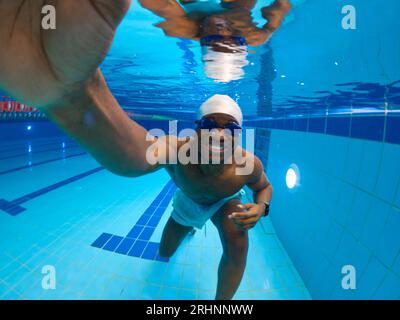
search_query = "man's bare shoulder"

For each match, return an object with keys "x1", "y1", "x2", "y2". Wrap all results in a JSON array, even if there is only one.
[
  {"x1": 234, "y1": 147, "x2": 261, "y2": 165},
  {"x1": 234, "y1": 148, "x2": 263, "y2": 178}
]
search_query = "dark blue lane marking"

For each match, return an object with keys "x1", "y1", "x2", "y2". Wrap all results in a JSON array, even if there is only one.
[
  {"x1": 0, "y1": 167, "x2": 104, "y2": 216},
  {"x1": 0, "y1": 152, "x2": 87, "y2": 175},
  {"x1": 0, "y1": 144, "x2": 82, "y2": 161},
  {"x1": 0, "y1": 138, "x2": 77, "y2": 155},
  {"x1": 91, "y1": 179, "x2": 176, "y2": 263}
]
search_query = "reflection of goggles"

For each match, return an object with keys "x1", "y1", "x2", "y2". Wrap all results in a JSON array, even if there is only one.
[
  {"x1": 195, "y1": 118, "x2": 242, "y2": 136},
  {"x1": 200, "y1": 35, "x2": 247, "y2": 47}
]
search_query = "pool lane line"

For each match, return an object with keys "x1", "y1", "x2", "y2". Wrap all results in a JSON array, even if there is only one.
[
  {"x1": 0, "y1": 152, "x2": 88, "y2": 175},
  {"x1": 0, "y1": 140, "x2": 78, "y2": 156},
  {"x1": 0, "y1": 139, "x2": 63, "y2": 153},
  {"x1": 0, "y1": 167, "x2": 105, "y2": 216},
  {"x1": 91, "y1": 179, "x2": 177, "y2": 263},
  {"x1": 0, "y1": 145, "x2": 82, "y2": 161},
  {"x1": 0, "y1": 138, "x2": 77, "y2": 155}
]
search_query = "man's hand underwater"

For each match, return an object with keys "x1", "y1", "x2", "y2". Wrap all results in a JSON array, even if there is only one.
[
  {"x1": 229, "y1": 203, "x2": 266, "y2": 230},
  {"x1": 0, "y1": 0, "x2": 131, "y2": 109}
]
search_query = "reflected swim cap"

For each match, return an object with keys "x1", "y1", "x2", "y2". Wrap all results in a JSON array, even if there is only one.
[
  {"x1": 197, "y1": 94, "x2": 243, "y2": 126},
  {"x1": 201, "y1": 36, "x2": 249, "y2": 83}
]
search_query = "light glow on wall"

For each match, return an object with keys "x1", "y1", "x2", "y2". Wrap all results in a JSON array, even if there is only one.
[{"x1": 286, "y1": 164, "x2": 300, "y2": 189}]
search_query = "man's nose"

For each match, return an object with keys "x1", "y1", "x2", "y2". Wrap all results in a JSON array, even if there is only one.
[
  {"x1": 211, "y1": 128, "x2": 228, "y2": 140},
  {"x1": 207, "y1": 16, "x2": 233, "y2": 31}
]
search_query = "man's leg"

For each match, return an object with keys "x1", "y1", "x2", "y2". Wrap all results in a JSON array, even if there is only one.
[
  {"x1": 211, "y1": 199, "x2": 248, "y2": 300},
  {"x1": 159, "y1": 216, "x2": 194, "y2": 258}
]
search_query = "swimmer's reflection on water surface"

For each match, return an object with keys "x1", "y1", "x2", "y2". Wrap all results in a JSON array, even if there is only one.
[{"x1": 139, "y1": 0, "x2": 292, "y2": 82}]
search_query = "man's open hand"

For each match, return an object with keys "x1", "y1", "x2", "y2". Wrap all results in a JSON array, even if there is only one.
[
  {"x1": 229, "y1": 203, "x2": 265, "y2": 230},
  {"x1": 0, "y1": 0, "x2": 131, "y2": 109}
]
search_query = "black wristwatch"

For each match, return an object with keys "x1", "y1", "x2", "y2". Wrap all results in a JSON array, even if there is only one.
[{"x1": 258, "y1": 201, "x2": 270, "y2": 217}]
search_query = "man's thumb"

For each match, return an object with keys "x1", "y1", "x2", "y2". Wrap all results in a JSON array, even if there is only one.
[{"x1": 238, "y1": 203, "x2": 253, "y2": 210}]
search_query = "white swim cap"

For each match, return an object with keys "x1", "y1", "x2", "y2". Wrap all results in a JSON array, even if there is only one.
[{"x1": 197, "y1": 94, "x2": 243, "y2": 126}]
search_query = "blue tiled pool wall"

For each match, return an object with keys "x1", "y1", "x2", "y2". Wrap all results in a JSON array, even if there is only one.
[
  {"x1": 265, "y1": 128, "x2": 400, "y2": 299},
  {"x1": 3, "y1": 111, "x2": 398, "y2": 146},
  {"x1": 247, "y1": 112, "x2": 400, "y2": 146},
  {"x1": 250, "y1": 0, "x2": 400, "y2": 298},
  {"x1": 254, "y1": 128, "x2": 271, "y2": 172},
  {"x1": 268, "y1": 0, "x2": 400, "y2": 117}
]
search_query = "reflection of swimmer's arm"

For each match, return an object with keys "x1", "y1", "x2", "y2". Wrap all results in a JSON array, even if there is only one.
[
  {"x1": 47, "y1": 71, "x2": 176, "y2": 177},
  {"x1": 138, "y1": 0, "x2": 186, "y2": 19},
  {"x1": 139, "y1": 0, "x2": 199, "y2": 40},
  {"x1": 245, "y1": 0, "x2": 292, "y2": 46}
]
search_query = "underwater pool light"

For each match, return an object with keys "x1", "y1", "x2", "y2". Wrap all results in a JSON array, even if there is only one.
[
  {"x1": 27, "y1": 125, "x2": 32, "y2": 131},
  {"x1": 286, "y1": 164, "x2": 300, "y2": 189}
]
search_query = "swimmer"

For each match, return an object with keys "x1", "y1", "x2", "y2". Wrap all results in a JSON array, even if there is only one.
[
  {"x1": 139, "y1": 0, "x2": 292, "y2": 82},
  {"x1": 158, "y1": 95, "x2": 273, "y2": 300},
  {"x1": 0, "y1": 1, "x2": 272, "y2": 300}
]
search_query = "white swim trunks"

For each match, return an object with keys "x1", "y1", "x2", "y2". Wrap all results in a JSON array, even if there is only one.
[{"x1": 171, "y1": 188, "x2": 246, "y2": 229}]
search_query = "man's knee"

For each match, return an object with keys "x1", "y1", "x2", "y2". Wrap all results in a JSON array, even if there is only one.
[{"x1": 158, "y1": 217, "x2": 193, "y2": 258}]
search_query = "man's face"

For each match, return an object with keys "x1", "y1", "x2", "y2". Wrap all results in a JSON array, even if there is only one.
[
  {"x1": 200, "y1": 16, "x2": 235, "y2": 37},
  {"x1": 195, "y1": 113, "x2": 241, "y2": 165}
]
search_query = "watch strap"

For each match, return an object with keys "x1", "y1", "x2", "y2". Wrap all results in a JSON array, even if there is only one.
[{"x1": 258, "y1": 201, "x2": 270, "y2": 217}]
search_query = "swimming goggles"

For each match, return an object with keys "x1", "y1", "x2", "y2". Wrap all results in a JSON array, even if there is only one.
[
  {"x1": 200, "y1": 35, "x2": 248, "y2": 47},
  {"x1": 195, "y1": 118, "x2": 242, "y2": 135}
]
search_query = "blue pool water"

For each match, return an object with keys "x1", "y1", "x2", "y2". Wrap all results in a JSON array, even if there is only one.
[
  {"x1": 0, "y1": 136, "x2": 310, "y2": 299},
  {"x1": 1, "y1": 0, "x2": 400, "y2": 300}
]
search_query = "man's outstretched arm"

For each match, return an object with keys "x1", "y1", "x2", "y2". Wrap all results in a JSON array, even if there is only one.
[
  {"x1": 0, "y1": 0, "x2": 171, "y2": 177},
  {"x1": 46, "y1": 70, "x2": 161, "y2": 177}
]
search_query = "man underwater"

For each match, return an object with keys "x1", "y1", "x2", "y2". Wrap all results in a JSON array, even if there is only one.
[{"x1": 0, "y1": 1, "x2": 273, "y2": 300}]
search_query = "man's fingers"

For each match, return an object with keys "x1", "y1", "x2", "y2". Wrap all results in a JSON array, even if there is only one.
[
  {"x1": 230, "y1": 214, "x2": 259, "y2": 226},
  {"x1": 228, "y1": 203, "x2": 261, "y2": 228},
  {"x1": 229, "y1": 210, "x2": 258, "y2": 220},
  {"x1": 234, "y1": 217, "x2": 258, "y2": 226},
  {"x1": 237, "y1": 203, "x2": 253, "y2": 210}
]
